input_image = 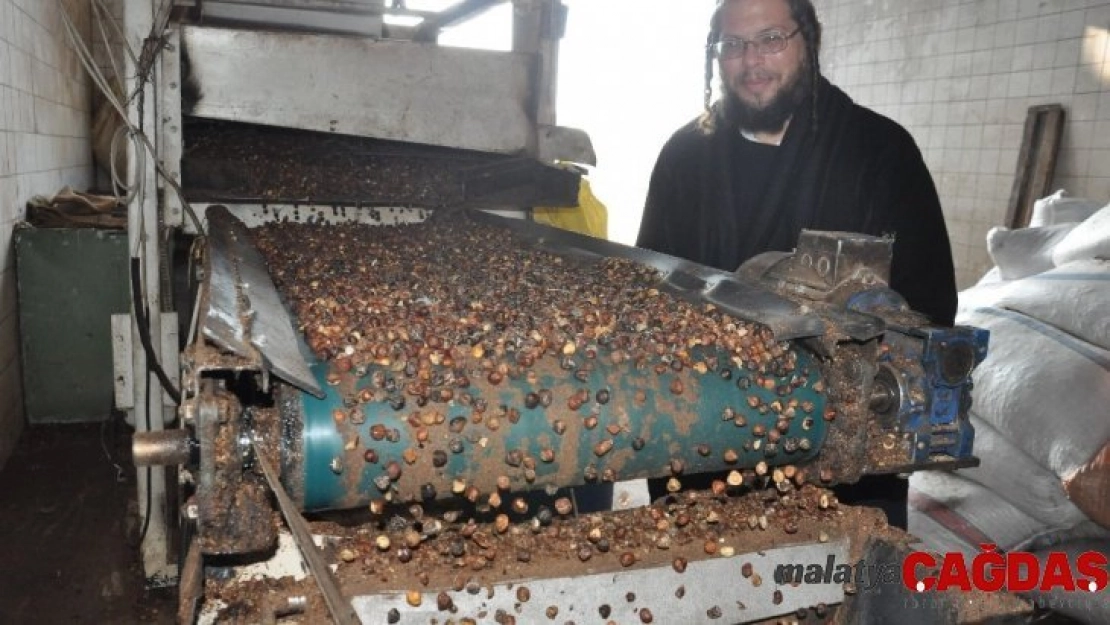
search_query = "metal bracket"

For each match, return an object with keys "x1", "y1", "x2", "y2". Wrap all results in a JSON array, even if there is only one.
[{"x1": 112, "y1": 313, "x2": 135, "y2": 410}]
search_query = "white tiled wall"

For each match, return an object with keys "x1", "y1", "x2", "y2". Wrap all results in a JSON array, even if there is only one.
[
  {"x1": 0, "y1": 0, "x2": 93, "y2": 469},
  {"x1": 819, "y1": 0, "x2": 1110, "y2": 289}
]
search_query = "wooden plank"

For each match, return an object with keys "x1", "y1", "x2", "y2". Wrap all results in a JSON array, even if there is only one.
[{"x1": 1006, "y1": 104, "x2": 1066, "y2": 229}]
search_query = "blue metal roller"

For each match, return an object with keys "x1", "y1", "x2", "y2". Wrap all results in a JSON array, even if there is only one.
[{"x1": 289, "y1": 346, "x2": 829, "y2": 512}]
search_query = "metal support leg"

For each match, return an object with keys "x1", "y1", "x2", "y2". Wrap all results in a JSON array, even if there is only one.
[{"x1": 125, "y1": 0, "x2": 176, "y2": 585}]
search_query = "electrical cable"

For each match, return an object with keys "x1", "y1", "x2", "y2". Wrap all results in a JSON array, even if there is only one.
[
  {"x1": 131, "y1": 258, "x2": 182, "y2": 404},
  {"x1": 57, "y1": 0, "x2": 184, "y2": 556},
  {"x1": 109, "y1": 125, "x2": 144, "y2": 207},
  {"x1": 99, "y1": 413, "x2": 127, "y2": 483},
  {"x1": 89, "y1": 0, "x2": 130, "y2": 101},
  {"x1": 126, "y1": 0, "x2": 175, "y2": 107},
  {"x1": 57, "y1": 0, "x2": 195, "y2": 403},
  {"x1": 56, "y1": 0, "x2": 205, "y2": 233},
  {"x1": 91, "y1": 0, "x2": 140, "y2": 88}
]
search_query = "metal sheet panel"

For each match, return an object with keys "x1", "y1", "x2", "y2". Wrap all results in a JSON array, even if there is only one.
[
  {"x1": 202, "y1": 206, "x2": 324, "y2": 397},
  {"x1": 352, "y1": 539, "x2": 849, "y2": 624},
  {"x1": 15, "y1": 228, "x2": 131, "y2": 423},
  {"x1": 111, "y1": 313, "x2": 135, "y2": 411},
  {"x1": 182, "y1": 26, "x2": 534, "y2": 155},
  {"x1": 187, "y1": 203, "x2": 430, "y2": 234},
  {"x1": 159, "y1": 28, "x2": 185, "y2": 228}
]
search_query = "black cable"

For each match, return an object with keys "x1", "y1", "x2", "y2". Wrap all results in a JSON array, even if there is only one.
[
  {"x1": 99, "y1": 411, "x2": 126, "y2": 482},
  {"x1": 130, "y1": 255, "x2": 173, "y2": 547},
  {"x1": 130, "y1": 257, "x2": 181, "y2": 404}
]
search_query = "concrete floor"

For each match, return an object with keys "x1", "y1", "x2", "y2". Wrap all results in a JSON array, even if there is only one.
[{"x1": 0, "y1": 420, "x2": 175, "y2": 624}]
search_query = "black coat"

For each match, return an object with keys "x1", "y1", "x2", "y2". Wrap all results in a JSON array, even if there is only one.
[{"x1": 636, "y1": 77, "x2": 957, "y2": 326}]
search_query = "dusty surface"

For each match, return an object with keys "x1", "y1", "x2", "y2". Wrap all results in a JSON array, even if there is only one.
[
  {"x1": 181, "y1": 120, "x2": 577, "y2": 208},
  {"x1": 0, "y1": 422, "x2": 175, "y2": 624},
  {"x1": 201, "y1": 482, "x2": 1066, "y2": 625},
  {"x1": 207, "y1": 484, "x2": 879, "y2": 623},
  {"x1": 183, "y1": 120, "x2": 487, "y2": 206},
  {"x1": 325, "y1": 485, "x2": 884, "y2": 595}
]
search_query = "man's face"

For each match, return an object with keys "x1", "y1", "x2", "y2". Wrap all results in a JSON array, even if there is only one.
[{"x1": 718, "y1": 0, "x2": 809, "y2": 131}]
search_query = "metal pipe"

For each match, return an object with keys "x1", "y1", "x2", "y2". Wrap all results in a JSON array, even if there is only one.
[{"x1": 133, "y1": 429, "x2": 194, "y2": 466}]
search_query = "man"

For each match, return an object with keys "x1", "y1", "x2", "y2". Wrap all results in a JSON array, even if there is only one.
[
  {"x1": 636, "y1": 0, "x2": 958, "y2": 528},
  {"x1": 637, "y1": 0, "x2": 956, "y2": 326}
]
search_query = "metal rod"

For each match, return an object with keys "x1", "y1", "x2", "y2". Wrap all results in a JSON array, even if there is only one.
[
  {"x1": 251, "y1": 433, "x2": 361, "y2": 625},
  {"x1": 176, "y1": 539, "x2": 204, "y2": 625}
]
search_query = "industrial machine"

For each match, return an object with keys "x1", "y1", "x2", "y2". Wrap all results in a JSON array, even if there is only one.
[
  {"x1": 152, "y1": 208, "x2": 994, "y2": 624},
  {"x1": 92, "y1": 1, "x2": 1011, "y2": 623}
]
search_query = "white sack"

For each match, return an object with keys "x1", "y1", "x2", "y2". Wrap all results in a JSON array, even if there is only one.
[
  {"x1": 909, "y1": 476, "x2": 1110, "y2": 625},
  {"x1": 959, "y1": 414, "x2": 1092, "y2": 532},
  {"x1": 1053, "y1": 204, "x2": 1110, "y2": 266},
  {"x1": 909, "y1": 471, "x2": 1109, "y2": 553},
  {"x1": 1029, "y1": 189, "x2": 1105, "y2": 227},
  {"x1": 958, "y1": 307, "x2": 1110, "y2": 481},
  {"x1": 987, "y1": 223, "x2": 1076, "y2": 280},
  {"x1": 989, "y1": 258, "x2": 1110, "y2": 349}
]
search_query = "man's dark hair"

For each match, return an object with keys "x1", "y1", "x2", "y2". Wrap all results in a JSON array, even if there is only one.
[{"x1": 698, "y1": 0, "x2": 823, "y2": 134}]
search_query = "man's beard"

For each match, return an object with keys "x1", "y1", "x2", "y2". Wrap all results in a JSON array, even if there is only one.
[{"x1": 720, "y1": 63, "x2": 813, "y2": 134}]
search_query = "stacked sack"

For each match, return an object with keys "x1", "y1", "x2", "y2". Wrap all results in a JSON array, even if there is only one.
[{"x1": 909, "y1": 191, "x2": 1110, "y2": 621}]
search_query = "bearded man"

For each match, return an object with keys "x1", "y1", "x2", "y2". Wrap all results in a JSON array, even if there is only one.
[
  {"x1": 636, "y1": 0, "x2": 958, "y2": 529},
  {"x1": 637, "y1": 0, "x2": 956, "y2": 327}
]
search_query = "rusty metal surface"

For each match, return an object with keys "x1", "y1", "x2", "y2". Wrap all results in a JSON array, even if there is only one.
[
  {"x1": 203, "y1": 205, "x2": 323, "y2": 397},
  {"x1": 177, "y1": 540, "x2": 203, "y2": 625},
  {"x1": 195, "y1": 383, "x2": 276, "y2": 555},
  {"x1": 764, "y1": 230, "x2": 894, "y2": 295}
]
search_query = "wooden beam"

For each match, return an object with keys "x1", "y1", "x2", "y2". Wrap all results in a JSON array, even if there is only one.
[
  {"x1": 412, "y1": 0, "x2": 506, "y2": 42},
  {"x1": 1005, "y1": 104, "x2": 1066, "y2": 229}
]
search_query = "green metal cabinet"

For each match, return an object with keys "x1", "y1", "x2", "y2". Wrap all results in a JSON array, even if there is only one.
[{"x1": 14, "y1": 226, "x2": 130, "y2": 423}]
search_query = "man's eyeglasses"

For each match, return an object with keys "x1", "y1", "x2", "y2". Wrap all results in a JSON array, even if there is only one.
[{"x1": 711, "y1": 28, "x2": 801, "y2": 59}]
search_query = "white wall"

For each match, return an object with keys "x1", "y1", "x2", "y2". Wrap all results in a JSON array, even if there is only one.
[
  {"x1": 819, "y1": 0, "x2": 1110, "y2": 289},
  {"x1": 0, "y1": 0, "x2": 93, "y2": 469}
]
